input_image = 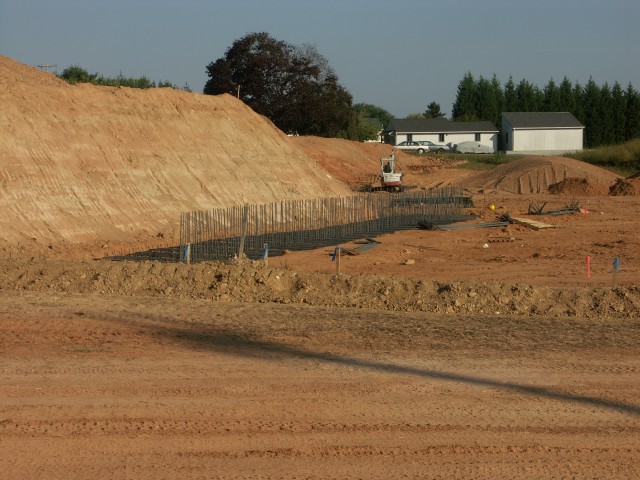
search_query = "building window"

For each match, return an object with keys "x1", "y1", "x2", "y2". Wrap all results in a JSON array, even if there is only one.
[
  {"x1": 439, "y1": 133, "x2": 445, "y2": 142},
  {"x1": 407, "y1": 134, "x2": 413, "y2": 142},
  {"x1": 475, "y1": 133, "x2": 481, "y2": 141},
  {"x1": 505, "y1": 133, "x2": 509, "y2": 145}
]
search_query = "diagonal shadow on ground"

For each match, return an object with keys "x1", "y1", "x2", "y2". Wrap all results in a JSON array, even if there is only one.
[{"x1": 101, "y1": 311, "x2": 640, "y2": 418}]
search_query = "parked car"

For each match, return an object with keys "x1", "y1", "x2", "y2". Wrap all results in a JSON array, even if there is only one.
[
  {"x1": 395, "y1": 141, "x2": 427, "y2": 154},
  {"x1": 452, "y1": 141, "x2": 494, "y2": 154},
  {"x1": 417, "y1": 140, "x2": 451, "y2": 153}
]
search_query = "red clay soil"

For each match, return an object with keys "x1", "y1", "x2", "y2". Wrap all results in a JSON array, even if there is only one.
[
  {"x1": 548, "y1": 177, "x2": 611, "y2": 196},
  {"x1": 456, "y1": 156, "x2": 619, "y2": 194},
  {"x1": 1, "y1": 56, "x2": 640, "y2": 479},
  {"x1": 609, "y1": 177, "x2": 640, "y2": 196}
]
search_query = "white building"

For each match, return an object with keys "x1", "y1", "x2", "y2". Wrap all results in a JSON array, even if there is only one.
[
  {"x1": 502, "y1": 112, "x2": 584, "y2": 154},
  {"x1": 383, "y1": 118, "x2": 498, "y2": 152}
]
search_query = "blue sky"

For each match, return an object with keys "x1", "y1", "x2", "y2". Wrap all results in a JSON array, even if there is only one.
[{"x1": 1, "y1": 0, "x2": 638, "y2": 118}]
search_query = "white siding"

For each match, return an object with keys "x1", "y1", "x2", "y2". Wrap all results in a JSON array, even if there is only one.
[
  {"x1": 512, "y1": 129, "x2": 583, "y2": 152},
  {"x1": 393, "y1": 132, "x2": 498, "y2": 152},
  {"x1": 502, "y1": 117, "x2": 514, "y2": 151},
  {"x1": 412, "y1": 133, "x2": 497, "y2": 150},
  {"x1": 412, "y1": 134, "x2": 446, "y2": 143}
]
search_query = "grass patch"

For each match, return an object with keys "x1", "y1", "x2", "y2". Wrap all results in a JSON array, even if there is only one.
[
  {"x1": 452, "y1": 153, "x2": 519, "y2": 171},
  {"x1": 565, "y1": 139, "x2": 640, "y2": 177}
]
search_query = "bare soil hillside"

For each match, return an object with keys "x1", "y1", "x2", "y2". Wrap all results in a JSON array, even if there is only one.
[{"x1": 0, "y1": 56, "x2": 351, "y2": 250}]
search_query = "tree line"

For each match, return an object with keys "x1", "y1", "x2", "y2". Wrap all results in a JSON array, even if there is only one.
[
  {"x1": 58, "y1": 65, "x2": 191, "y2": 91},
  {"x1": 451, "y1": 73, "x2": 640, "y2": 148}
]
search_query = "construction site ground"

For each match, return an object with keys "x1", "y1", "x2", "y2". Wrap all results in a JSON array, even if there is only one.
[{"x1": 1, "y1": 56, "x2": 639, "y2": 479}]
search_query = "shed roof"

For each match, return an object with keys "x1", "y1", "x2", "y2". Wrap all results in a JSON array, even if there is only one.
[
  {"x1": 502, "y1": 112, "x2": 584, "y2": 129},
  {"x1": 384, "y1": 118, "x2": 497, "y2": 134}
]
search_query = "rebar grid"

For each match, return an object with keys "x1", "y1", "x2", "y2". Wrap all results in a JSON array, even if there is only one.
[{"x1": 179, "y1": 187, "x2": 471, "y2": 263}]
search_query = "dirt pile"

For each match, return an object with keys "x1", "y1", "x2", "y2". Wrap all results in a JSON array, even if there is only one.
[
  {"x1": 1, "y1": 257, "x2": 637, "y2": 320},
  {"x1": 458, "y1": 156, "x2": 618, "y2": 194},
  {"x1": 609, "y1": 177, "x2": 640, "y2": 196},
  {"x1": 0, "y1": 56, "x2": 351, "y2": 249},
  {"x1": 548, "y1": 177, "x2": 610, "y2": 196}
]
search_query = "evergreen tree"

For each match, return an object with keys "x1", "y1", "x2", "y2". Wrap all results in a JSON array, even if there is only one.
[
  {"x1": 424, "y1": 101, "x2": 446, "y2": 118},
  {"x1": 491, "y1": 74, "x2": 504, "y2": 124},
  {"x1": 625, "y1": 83, "x2": 640, "y2": 140},
  {"x1": 452, "y1": 72, "x2": 478, "y2": 120},
  {"x1": 572, "y1": 82, "x2": 585, "y2": 125},
  {"x1": 611, "y1": 82, "x2": 627, "y2": 143},
  {"x1": 503, "y1": 76, "x2": 517, "y2": 112},
  {"x1": 475, "y1": 76, "x2": 499, "y2": 125},
  {"x1": 515, "y1": 79, "x2": 540, "y2": 111},
  {"x1": 583, "y1": 77, "x2": 602, "y2": 148},
  {"x1": 558, "y1": 77, "x2": 575, "y2": 113},
  {"x1": 599, "y1": 83, "x2": 615, "y2": 145},
  {"x1": 542, "y1": 78, "x2": 561, "y2": 112}
]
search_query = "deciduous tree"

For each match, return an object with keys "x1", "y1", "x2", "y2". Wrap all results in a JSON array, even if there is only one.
[{"x1": 204, "y1": 32, "x2": 353, "y2": 138}]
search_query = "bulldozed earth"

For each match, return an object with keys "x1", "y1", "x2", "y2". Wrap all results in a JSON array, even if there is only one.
[{"x1": 1, "y1": 56, "x2": 639, "y2": 478}]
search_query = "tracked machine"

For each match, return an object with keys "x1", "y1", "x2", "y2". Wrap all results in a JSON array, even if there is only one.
[{"x1": 376, "y1": 150, "x2": 404, "y2": 192}]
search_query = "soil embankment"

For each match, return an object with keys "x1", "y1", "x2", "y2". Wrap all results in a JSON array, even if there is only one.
[{"x1": 0, "y1": 56, "x2": 350, "y2": 251}]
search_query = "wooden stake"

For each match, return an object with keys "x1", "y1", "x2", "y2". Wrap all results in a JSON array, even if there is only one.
[{"x1": 237, "y1": 203, "x2": 249, "y2": 262}]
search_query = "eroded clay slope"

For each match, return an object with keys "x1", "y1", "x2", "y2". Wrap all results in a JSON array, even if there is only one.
[{"x1": 0, "y1": 56, "x2": 351, "y2": 248}]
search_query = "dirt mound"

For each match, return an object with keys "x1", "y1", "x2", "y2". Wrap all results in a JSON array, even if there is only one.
[
  {"x1": 0, "y1": 56, "x2": 351, "y2": 250},
  {"x1": 548, "y1": 177, "x2": 609, "y2": 196},
  {"x1": 1, "y1": 257, "x2": 637, "y2": 320},
  {"x1": 457, "y1": 156, "x2": 618, "y2": 194},
  {"x1": 609, "y1": 177, "x2": 640, "y2": 196},
  {"x1": 292, "y1": 136, "x2": 472, "y2": 190}
]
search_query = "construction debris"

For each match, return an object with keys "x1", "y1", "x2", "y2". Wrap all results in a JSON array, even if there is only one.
[
  {"x1": 418, "y1": 220, "x2": 509, "y2": 231},
  {"x1": 510, "y1": 217, "x2": 556, "y2": 230},
  {"x1": 487, "y1": 236, "x2": 516, "y2": 243},
  {"x1": 528, "y1": 200, "x2": 581, "y2": 216},
  {"x1": 340, "y1": 238, "x2": 381, "y2": 256}
]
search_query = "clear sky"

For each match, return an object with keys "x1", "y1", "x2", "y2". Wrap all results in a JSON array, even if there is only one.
[{"x1": 1, "y1": 0, "x2": 638, "y2": 118}]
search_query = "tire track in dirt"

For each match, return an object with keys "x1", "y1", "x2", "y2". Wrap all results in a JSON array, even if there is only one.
[{"x1": 2, "y1": 291, "x2": 640, "y2": 478}]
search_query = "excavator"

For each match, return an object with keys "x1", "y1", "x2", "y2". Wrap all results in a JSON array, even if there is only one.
[{"x1": 377, "y1": 149, "x2": 404, "y2": 192}]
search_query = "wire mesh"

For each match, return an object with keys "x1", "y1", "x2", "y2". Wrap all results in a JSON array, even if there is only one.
[{"x1": 179, "y1": 187, "x2": 471, "y2": 263}]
